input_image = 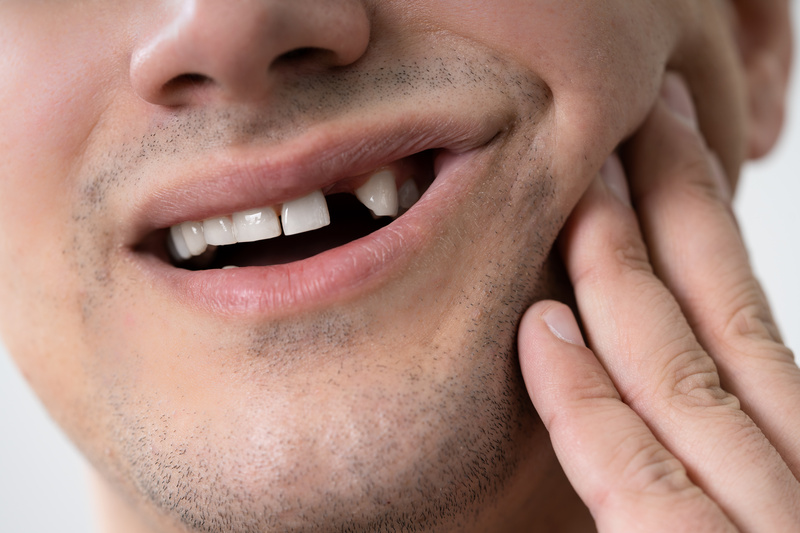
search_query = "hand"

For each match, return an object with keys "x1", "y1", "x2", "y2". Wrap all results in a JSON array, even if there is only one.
[{"x1": 518, "y1": 73, "x2": 800, "y2": 532}]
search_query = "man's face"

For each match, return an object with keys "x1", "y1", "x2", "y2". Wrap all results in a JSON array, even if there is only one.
[{"x1": 0, "y1": 1, "x2": 748, "y2": 531}]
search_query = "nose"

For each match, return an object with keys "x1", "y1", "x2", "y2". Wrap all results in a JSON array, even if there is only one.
[{"x1": 130, "y1": 0, "x2": 370, "y2": 106}]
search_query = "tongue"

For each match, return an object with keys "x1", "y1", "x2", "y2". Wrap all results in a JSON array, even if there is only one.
[{"x1": 211, "y1": 194, "x2": 391, "y2": 267}]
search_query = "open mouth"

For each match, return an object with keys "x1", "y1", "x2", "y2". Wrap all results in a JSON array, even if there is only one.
[{"x1": 152, "y1": 150, "x2": 437, "y2": 270}]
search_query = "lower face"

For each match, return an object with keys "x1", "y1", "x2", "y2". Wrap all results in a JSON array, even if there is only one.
[
  {"x1": 72, "y1": 54, "x2": 571, "y2": 531},
  {"x1": 0, "y1": 1, "x2": 745, "y2": 532}
]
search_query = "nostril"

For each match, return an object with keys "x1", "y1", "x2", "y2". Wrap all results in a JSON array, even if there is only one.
[
  {"x1": 278, "y1": 47, "x2": 317, "y2": 62},
  {"x1": 273, "y1": 47, "x2": 340, "y2": 70},
  {"x1": 153, "y1": 73, "x2": 216, "y2": 106},
  {"x1": 129, "y1": 0, "x2": 370, "y2": 106},
  {"x1": 163, "y1": 73, "x2": 214, "y2": 93}
]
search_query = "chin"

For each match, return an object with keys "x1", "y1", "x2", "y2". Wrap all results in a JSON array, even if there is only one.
[{"x1": 84, "y1": 204, "x2": 574, "y2": 531}]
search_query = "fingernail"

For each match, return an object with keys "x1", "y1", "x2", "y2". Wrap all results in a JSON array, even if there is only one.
[
  {"x1": 661, "y1": 72, "x2": 698, "y2": 129},
  {"x1": 600, "y1": 153, "x2": 632, "y2": 207},
  {"x1": 542, "y1": 305, "x2": 586, "y2": 347},
  {"x1": 708, "y1": 152, "x2": 733, "y2": 204}
]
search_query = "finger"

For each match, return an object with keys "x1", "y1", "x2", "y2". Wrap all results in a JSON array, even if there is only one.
[
  {"x1": 518, "y1": 301, "x2": 734, "y2": 532},
  {"x1": 559, "y1": 167, "x2": 800, "y2": 531},
  {"x1": 625, "y1": 72, "x2": 800, "y2": 476}
]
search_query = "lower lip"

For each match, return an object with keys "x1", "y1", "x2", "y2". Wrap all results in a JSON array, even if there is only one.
[{"x1": 140, "y1": 149, "x2": 484, "y2": 317}]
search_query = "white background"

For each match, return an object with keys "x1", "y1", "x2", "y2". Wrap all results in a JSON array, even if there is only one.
[{"x1": 2, "y1": 9, "x2": 800, "y2": 532}]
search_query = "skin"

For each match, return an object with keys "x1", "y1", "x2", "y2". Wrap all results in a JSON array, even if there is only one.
[
  {"x1": 520, "y1": 75, "x2": 800, "y2": 530},
  {"x1": 0, "y1": 0, "x2": 793, "y2": 532}
]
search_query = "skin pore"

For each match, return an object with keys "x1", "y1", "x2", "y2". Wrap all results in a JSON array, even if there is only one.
[{"x1": 0, "y1": 0, "x2": 787, "y2": 531}]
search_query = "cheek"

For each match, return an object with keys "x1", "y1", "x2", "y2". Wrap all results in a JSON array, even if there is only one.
[
  {"x1": 416, "y1": 0, "x2": 675, "y2": 201},
  {"x1": 0, "y1": 11, "x2": 113, "y2": 250},
  {"x1": 0, "y1": 8, "x2": 125, "y2": 425}
]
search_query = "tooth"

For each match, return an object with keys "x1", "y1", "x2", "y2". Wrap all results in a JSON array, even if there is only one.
[
  {"x1": 355, "y1": 170, "x2": 398, "y2": 217},
  {"x1": 168, "y1": 225, "x2": 192, "y2": 261},
  {"x1": 233, "y1": 207, "x2": 282, "y2": 242},
  {"x1": 398, "y1": 179, "x2": 420, "y2": 209},
  {"x1": 180, "y1": 221, "x2": 207, "y2": 256},
  {"x1": 203, "y1": 216, "x2": 237, "y2": 246},
  {"x1": 281, "y1": 190, "x2": 330, "y2": 236}
]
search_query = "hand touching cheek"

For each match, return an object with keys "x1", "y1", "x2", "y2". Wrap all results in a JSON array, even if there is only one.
[{"x1": 518, "y1": 73, "x2": 800, "y2": 532}]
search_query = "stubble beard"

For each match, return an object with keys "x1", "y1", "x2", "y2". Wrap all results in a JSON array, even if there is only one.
[{"x1": 67, "y1": 49, "x2": 565, "y2": 532}]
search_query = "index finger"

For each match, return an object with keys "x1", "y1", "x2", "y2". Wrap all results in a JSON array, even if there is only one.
[
  {"x1": 559, "y1": 116, "x2": 800, "y2": 531},
  {"x1": 626, "y1": 73, "x2": 800, "y2": 476}
]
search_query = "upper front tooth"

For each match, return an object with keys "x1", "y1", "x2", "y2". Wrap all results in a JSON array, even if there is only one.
[
  {"x1": 180, "y1": 221, "x2": 207, "y2": 256},
  {"x1": 233, "y1": 207, "x2": 282, "y2": 242},
  {"x1": 203, "y1": 216, "x2": 237, "y2": 245},
  {"x1": 281, "y1": 190, "x2": 330, "y2": 236},
  {"x1": 355, "y1": 170, "x2": 398, "y2": 217}
]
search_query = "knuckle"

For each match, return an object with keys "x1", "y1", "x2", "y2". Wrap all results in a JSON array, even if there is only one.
[
  {"x1": 573, "y1": 230, "x2": 653, "y2": 290},
  {"x1": 597, "y1": 453, "x2": 728, "y2": 533},
  {"x1": 623, "y1": 329, "x2": 712, "y2": 405},
  {"x1": 613, "y1": 238, "x2": 653, "y2": 276},
  {"x1": 726, "y1": 331, "x2": 797, "y2": 369},
  {"x1": 667, "y1": 348, "x2": 726, "y2": 404},
  {"x1": 546, "y1": 383, "x2": 620, "y2": 433},
  {"x1": 722, "y1": 294, "x2": 783, "y2": 346},
  {"x1": 647, "y1": 335, "x2": 719, "y2": 399},
  {"x1": 675, "y1": 156, "x2": 722, "y2": 204},
  {"x1": 569, "y1": 203, "x2": 652, "y2": 289},
  {"x1": 765, "y1": 343, "x2": 796, "y2": 365},
  {"x1": 679, "y1": 384, "x2": 740, "y2": 412},
  {"x1": 592, "y1": 438, "x2": 695, "y2": 511},
  {"x1": 643, "y1": 339, "x2": 745, "y2": 414},
  {"x1": 620, "y1": 441, "x2": 693, "y2": 495},
  {"x1": 602, "y1": 488, "x2": 735, "y2": 533},
  {"x1": 667, "y1": 375, "x2": 759, "y2": 440},
  {"x1": 667, "y1": 351, "x2": 741, "y2": 413},
  {"x1": 708, "y1": 278, "x2": 797, "y2": 368}
]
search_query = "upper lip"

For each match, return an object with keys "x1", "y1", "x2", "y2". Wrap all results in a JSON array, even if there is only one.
[{"x1": 128, "y1": 109, "x2": 507, "y2": 247}]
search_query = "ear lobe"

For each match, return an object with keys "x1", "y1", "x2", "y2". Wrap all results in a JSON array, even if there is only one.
[{"x1": 729, "y1": 0, "x2": 793, "y2": 159}]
